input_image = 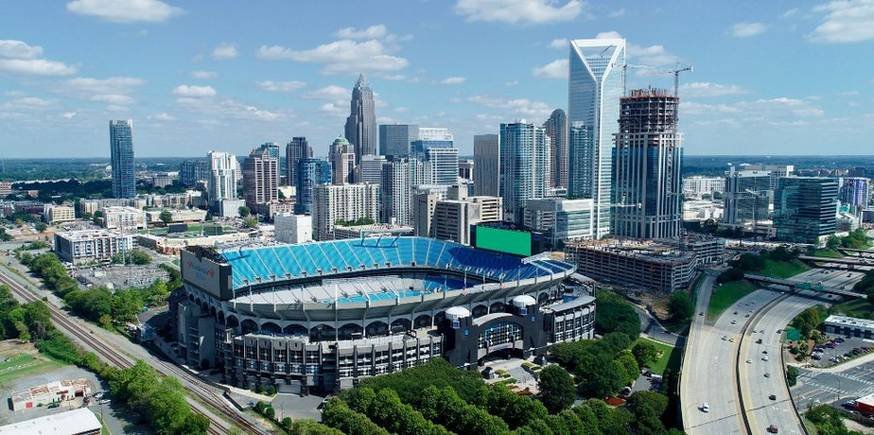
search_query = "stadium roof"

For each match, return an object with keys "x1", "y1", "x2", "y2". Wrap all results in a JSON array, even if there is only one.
[{"x1": 220, "y1": 236, "x2": 573, "y2": 290}]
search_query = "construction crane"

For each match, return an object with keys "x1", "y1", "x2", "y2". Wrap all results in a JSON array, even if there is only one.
[
  {"x1": 620, "y1": 62, "x2": 693, "y2": 97},
  {"x1": 621, "y1": 64, "x2": 655, "y2": 96},
  {"x1": 667, "y1": 63, "x2": 693, "y2": 97}
]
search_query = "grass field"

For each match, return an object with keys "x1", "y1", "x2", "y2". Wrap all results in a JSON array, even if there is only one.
[
  {"x1": 760, "y1": 259, "x2": 810, "y2": 279},
  {"x1": 708, "y1": 280, "x2": 757, "y2": 320},
  {"x1": 0, "y1": 353, "x2": 62, "y2": 386},
  {"x1": 830, "y1": 298, "x2": 874, "y2": 320},
  {"x1": 635, "y1": 337, "x2": 678, "y2": 375},
  {"x1": 812, "y1": 249, "x2": 844, "y2": 259}
]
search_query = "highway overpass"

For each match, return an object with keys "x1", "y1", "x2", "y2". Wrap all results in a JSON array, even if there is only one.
[{"x1": 744, "y1": 273, "x2": 865, "y2": 298}]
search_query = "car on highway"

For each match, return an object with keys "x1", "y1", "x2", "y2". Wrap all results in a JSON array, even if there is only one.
[
  {"x1": 746, "y1": 359, "x2": 752, "y2": 364},
  {"x1": 731, "y1": 320, "x2": 737, "y2": 325},
  {"x1": 764, "y1": 373, "x2": 770, "y2": 378},
  {"x1": 700, "y1": 402, "x2": 710, "y2": 413},
  {"x1": 762, "y1": 355, "x2": 769, "y2": 361},
  {"x1": 756, "y1": 338, "x2": 763, "y2": 344},
  {"x1": 767, "y1": 424, "x2": 779, "y2": 433},
  {"x1": 769, "y1": 394, "x2": 776, "y2": 401}
]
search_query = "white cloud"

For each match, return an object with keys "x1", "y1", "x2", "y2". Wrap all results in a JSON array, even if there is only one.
[
  {"x1": 731, "y1": 22, "x2": 767, "y2": 38},
  {"x1": 105, "y1": 104, "x2": 129, "y2": 112},
  {"x1": 256, "y1": 80, "x2": 306, "y2": 92},
  {"x1": 595, "y1": 31, "x2": 623, "y2": 39},
  {"x1": 468, "y1": 95, "x2": 553, "y2": 119},
  {"x1": 0, "y1": 40, "x2": 43, "y2": 59},
  {"x1": 176, "y1": 96, "x2": 280, "y2": 121},
  {"x1": 151, "y1": 112, "x2": 175, "y2": 121},
  {"x1": 212, "y1": 42, "x2": 238, "y2": 60},
  {"x1": 684, "y1": 96, "x2": 824, "y2": 119},
  {"x1": 318, "y1": 102, "x2": 346, "y2": 117},
  {"x1": 66, "y1": 76, "x2": 144, "y2": 94},
  {"x1": 809, "y1": 0, "x2": 874, "y2": 43},
  {"x1": 454, "y1": 0, "x2": 582, "y2": 24},
  {"x1": 609, "y1": 8, "x2": 626, "y2": 18},
  {"x1": 304, "y1": 85, "x2": 350, "y2": 101},
  {"x1": 90, "y1": 94, "x2": 134, "y2": 105},
  {"x1": 336, "y1": 25, "x2": 387, "y2": 40},
  {"x1": 441, "y1": 76, "x2": 466, "y2": 85},
  {"x1": 628, "y1": 43, "x2": 678, "y2": 66},
  {"x1": 549, "y1": 38, "x2": 568, "y2": 49},
  {"x1": 62, "y1": 111, "x2": 77, "y2": 119},
  {"x1": 505, "y1": 80, "x2": 519, "y2": 86},
  {"x1": 3, "y1": 96, "x2": 53, "y2": 109},
  {"x1": 679, "y1": 82, "x2": 747, "y2": 97},
  {"x1": 532, "y1": 59, "x2": 568, "y2": 79},
  {"x1": 66, "y1": 0, "x2": 183, "y2": 23},
  {"x1": 782, "y1": 8, "x2": 799, "y2": 18},
  {"x1": 191, "y1": 70, "x2": 216, "y2": 79},
  {"x1": 0, "y1": 59, "x2": 76, "y2": 76},
  {"x1": 172, "y1": 84, "x2": 217, "y2": 98},
  {"x1": 258, "y1": 39, "x2": 408, "y2": 74}
]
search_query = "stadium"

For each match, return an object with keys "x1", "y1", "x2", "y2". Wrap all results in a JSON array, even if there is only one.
[{"x1": 172, "y1": 236, "x2": 595, "y2": 394}]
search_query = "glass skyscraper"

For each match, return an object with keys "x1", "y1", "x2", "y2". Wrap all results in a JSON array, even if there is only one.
[
  {"x1": 499, "y1": 122, "x2": 550, "y2": 224},
  {"x1": 345, "y1": 74, "x2": 377, "y2": 164},
  {"x1": 295, "y1": 158, "x2": 331, "y2": 214},
  {"x1": 774, "y1": 177, "x2": 838, "y2": 244},
  {"x1": 379, "y1": 124, "x2": 418, "y2": 158},
  {"x1": 568, "y1": 38, "x2": 625, "y2": 238},
  {"x1": 285, "y1": 137, "x2": 313, "y2": 187},
  {"x1": 109, "y1": 119, "x2": 136, "y2": 198}
]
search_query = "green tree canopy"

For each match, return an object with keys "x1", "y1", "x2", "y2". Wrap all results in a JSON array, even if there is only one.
[{"x1": 537, "y1": 365, "x2": 576, "y2": 413}]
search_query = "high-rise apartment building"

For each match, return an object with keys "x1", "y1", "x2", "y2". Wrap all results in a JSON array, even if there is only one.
[
  {"x1": 179, "y1": 160, "x2": 208, "y2": 187},
  {"x1": 243, "y1": 146, "x2": 279, "y2": 213},
  {"x1": 473, "y1": 134, "x2": 500, "y2": 197},
  {"x1": 379, "y1": 124, "x2": 418, "y2": 158},
  {"x1": 612, "y1": 89, "x2": 683, "y2": 240},
  {"x1": 311, "y1": 183, "x2": 380, "y2": 240},
  {"x1": 285, "y1": 137, "x2": 312, "y2": 187},
  {"x1": 355, "y1": 154, "x2": 386, "y2": 185},
  {"x1": 329, "y1": 137, "x2": 356, "y2": 185},
  {"x1": 109, "y1": 120, "x2": 136, "y2": 198},
  {"x1": 839, "y1": 177, "x2": 870, "y2": 213},
  {"x1": 774, "y1": 176, "x2": 838, "y2": 244},
  {"x1": 544, "y1": 109, "x2": 569, "y2": 188},
  {"x1": 568, "y1": 38, "x2": 625, "y2": 238},
  {"x1": 380, "y1": 159, "x2": 414, "y2": 225},
  {"x1": 207, "y1": 151, "x2": 239, "y2": 204},
  {"x1": 294, "y1": 159, "x2": 331, "y2": 214},
  {"x1": 415, "y1": 184, "x2": 502, "y2": 245},
  {"x1": 682, "y1": 176, "x2": 725, "y2": 199},
  {"x1": 425, "y1": 147, "x2": 459, "y2": 185},
  {"x1": 344, "y1": 74, "x2": 377, "y2": 164},
  {"x1": 499, "y1": 121, "x2": 551, "y2": 224},
  {"x1": 723, "y1": 168, "x2": 773, "y2": 227}
]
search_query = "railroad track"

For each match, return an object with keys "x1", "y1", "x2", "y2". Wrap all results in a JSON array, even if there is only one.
[{"x1": 0, "y1": 271, "x2": 264, "y2": 435}]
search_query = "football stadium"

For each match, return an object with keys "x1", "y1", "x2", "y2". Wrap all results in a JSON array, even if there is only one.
[{"x1": 171, "y1": 236, "x2": 595, "y2": 393}]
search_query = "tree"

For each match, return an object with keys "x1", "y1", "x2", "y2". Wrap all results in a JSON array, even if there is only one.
[
  {"x1": 733, "y1": 252, "x2": 765, "y2": 272},
  {"x1": 786, "y1": 365, "x2": 798, "y2": 387},
  {"x1": 576, "y1": 353, "x2": 626, "y2": 398},
  {"x1": 791, "y1": 306, "x2": 825, "y2": 339},
  {"x1": 243, "y1": 216, "x2": 258, "y2": 229},
  {"x1": 668, "y1": 292, "x2": 694, "y2": 322},
  {"x1": 129, "y1": 249, "x2": 151, "y2": 265},
  {"x1": 615, "y1": 351, "x2": 641, "y2": 385},
  {"x1": 238, "y1": 206, "x2": 250, "y2": 217},
  {"x1": 595, "y1": 291, "x2": 641, "y2": 340},
  {"x1": 632, "y1": 340, "x2": 660, "y2": 368},
  {"x1": 701, "y1": 218, "x2": 718, "y2": 234},
  {"x1": 537, "y1": 365, "x2": 576, "y2": 413},
  {"x1": 482, "y1": 384, "x2": 547, "y2": 429},
  {"x1": 626, "y1": 391, "x2": 669, "y2": 434},
  {"x1": 322, "y1": 399, "x2": 388, "y2": 435},
  {"x1": 0, "y1": 228, "x2": 12, "y2": 241},
  {"x1": 717, "y1": 267, "x2": 745, "y2": 284},
  {"x1": 112, "y1": 289, "x2": 144, "y2": 324},
  {"x1": 35, "y1": 222, "x2": 47, "y2": 232},
  {"x1": 825, "y1": 235, "x2": 841, "y2": 250},
  {"x1": 159, "y1": 210, "x2": 173, "y2": 224}
]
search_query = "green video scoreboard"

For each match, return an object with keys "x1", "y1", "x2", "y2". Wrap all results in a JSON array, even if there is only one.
[{"x1": 474, "y1": 226, "x2": 532, "y2": 257}]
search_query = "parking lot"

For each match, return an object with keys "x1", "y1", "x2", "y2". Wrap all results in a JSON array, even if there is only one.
[
  {"x1": 793, "y1": 361, "x2": 874, "y2": 412},
  {"x1": 808, "y1": 335, "x2": 873, "y2": 368}
]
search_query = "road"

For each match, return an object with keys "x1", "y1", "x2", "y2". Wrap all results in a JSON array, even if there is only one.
[{"x1": 682, "y1": 270, "x2": 780, "y2": 435}]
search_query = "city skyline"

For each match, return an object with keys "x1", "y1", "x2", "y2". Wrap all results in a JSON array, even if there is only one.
[{"x1": 1, "y1": 1, "x2": 873, "y2": 158}]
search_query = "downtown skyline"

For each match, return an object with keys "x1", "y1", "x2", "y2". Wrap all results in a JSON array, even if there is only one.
[{"x1": 1, "y1": 0, "x2": 874, "y2": 158}]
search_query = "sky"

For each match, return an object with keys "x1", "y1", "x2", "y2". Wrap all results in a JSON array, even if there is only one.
[{"x1": 1, "y1": 0, "x2": 873, "y2": 159}]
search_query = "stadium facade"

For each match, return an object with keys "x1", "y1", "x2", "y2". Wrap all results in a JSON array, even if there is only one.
[{"x1": 171, "y1": 236, "x2": 594, "y2": 394}]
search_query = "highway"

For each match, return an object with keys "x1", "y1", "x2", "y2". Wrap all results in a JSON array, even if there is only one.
[{"x1": 0, "y1": 259, "x2": 266, "y2": 435}]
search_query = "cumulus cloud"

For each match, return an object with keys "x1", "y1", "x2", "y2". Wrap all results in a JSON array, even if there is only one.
[
  {"x1": 3, "y1": 96, "x2": 53, "y2": 110},
  {"x1": 191, "y1": 70, "x2": 216, "y2": 79},
  {"x1": 176, "y1": 96, "x2": 280, "y2": 121},
  {"x1": 595, "y1": 31, "x2": 623, "y2": 39},
  {"x1": 90, "y1": 94, "x2": 134, "y2": 105},
  {"x1": 684, "y1": 96, "x2": 824, "y2": 120},
  {"x1": 440, "y1": 76, "x2": 466, "y2": 85},
  {"x1": 151, "y1": 112, "x2": 175, "y2": 121},
  {"x1": 549, "y1": 38, "x2": 568, "y2": 49},
  {"x1": 66, "y1": 0, "x2": 183, "y2": 23},
  {"x1": 679, "y1": 82, "x2": 747, "y2": 97},
  {"x1": 0, "y1": 40, "x2": 43, "y2": 59},
  {"x1": 731, "y1": 22, "x2": 767, "y2": 38},
  {"x1": 304, "y1": 85, "x2": 350, "y2": 101},
  {"x1": 454, "y1": 0, "x2": 582, "y2": 24},
  {"x1": 336, "y1": 25, "x2": 387, "y2": 40},
  {"x1": 62, "y1": 111, "x2": 77, "y2": 119},
  {"x1": 532, "y1": 59, "x2": 568, "y2": 79},
  {"x1": 258, "y1": 39, "x2": 408, "y2": 74},
  {"x1": 212, "y1": 42, "x2": 238, "y2": 60},
  {"x1": 809, "y1": 0, "x2": 874, "y2": 43},
  {"x1": 172, "y1": 84, "x2": 217, "y2": 97},
  {"x1": 0, "y1": 59, "x2": 77, "y2": 76},
  {"x1": 256, "y1": 80, "x2": 306, "y2": 92},
  {"x1": 468, "y1": 95, "x2": 552, "y2": 119},
  {"x1": 66, "y1": 76, "x2": 144, "y2": 94}
]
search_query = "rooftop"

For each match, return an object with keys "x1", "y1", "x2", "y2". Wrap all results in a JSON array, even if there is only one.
[
  {"x1": 0, "y1": 408, "x2": 100, "y2": 435},
  {"x1": 55, "y1": 229, "x2": 128, "y2": 241},
  {"x1": 824, "y1": 315, "x2": 874, "y2": 330}
]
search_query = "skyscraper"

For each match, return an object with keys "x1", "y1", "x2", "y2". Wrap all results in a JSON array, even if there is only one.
[
  {"x1": 723, "y1": 168, "x2": 773, "y2": 227},
  {"x1": 345, "y1": 74, "x2": 377, "y2": 164},
  {"x1": 355, "y1": 154, "x2": 386, "y2": 184},
  {"x1": 243, "y1": 146, "x2": 279, "y2": 213},
  {"x1": 179, "y1": 159, "x2": 208, "y2": 187},
  {"x1": 543, "y1": 109, "x2": 568, "y2": 188},
  {"x1": 379, "y1": 124, "x2": 418, "y2": 158},
  {"x1": 109, "y1": 120, "x2": 135, "y2": 198},
  {"x1": 473, "y1": 134, "x2": 499, "y2": 197},
  {"x1": 839, "y1": 177, "x2": 870, "y2": 214},
  {"x1": 207, "y1": 151, "x2": 239, "y2": 203},
  {"x1": 568, "y1": 37, "x2": 626, "y2": 238},
  {"x1": 612, "y1": 89, "x2": 683, "y2": 240},
  {"x1": 774, "y1": 177, "x2": 838, "y2": 244},
  {"x1": 295, "y1": 158, "x2": 331, "y2": 214},
  {"x1": 285, "y1": 137, "x2": 312, "y2": 187},
  {"x1": 425, "y1": 147, "x2": 459, "y2": 185},
  {"x1": 329, "y1": 137, "x2": 356, "y2": 185},
  {"x1": 499, "y1": 121, "x2": 551, "y2": 224},
  {"x1": 380, "y1": 159, "x2": 414, "y2": 225},
  {"x1": 312, "y1": 183, "x2": 380, "y2": 240},
  {"x1": 411, "y1": 127, "x2": 453, "y2": 157}
]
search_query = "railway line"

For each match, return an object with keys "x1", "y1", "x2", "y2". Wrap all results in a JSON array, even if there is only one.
[{"x1": 0, "y1": 270, "x2": 265, "y2": 435}]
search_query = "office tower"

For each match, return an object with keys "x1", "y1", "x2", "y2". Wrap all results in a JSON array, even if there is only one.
[
  {"x1": 295, "y1": 158, "x2": 331, "y2": 214},
  {"x1": 499, "y1": 121, "x2": 551, "y2": 224},
  {"x1": 344, "y1": 74, "x2": 376, "y2": 164},
  {"x1": 425, "y1": 147, "x2": 459, "y2": 185},
  {"x1": 773, "y1": 176, "x2": 838, "y2": 244},
  {"x1": 311, "y1": 183, "x2": 380, "y2": 240},
  {"x1": 380, "y1": 159, "x2": 423, "y2": 225},
  {"x1": 413, "y1": 191, "x2": 444, "y2": 237},
  {"x1": 473, "y1": 134, "x2": 500, "y2": 197},
  {"x1": 207, "y1": 151, "x2": 239, "y2": 203},
  {"x1": 458, "y1": 159, "x2": 474, "y2": 181},
  {"x1": 329, "y1": 137, "x2": 356, "y2": 185},
  {"x1": 839, "y1": 177, "x2": 870, "y2": 214},
  {"x1": 109, "y1": 120, "x2": 136, "y2": 198},
  {"x1": 611, "y1": 89, "x2": 683, "y2": 239},
  {"x1": 723, "y1": 168, "x2": 773, "y2": 227},
  {"x1": 179, "y1": 160, "x2": 208, "y2": 187},
  {"x1": 411, "y1": 128, "x2": 454, "y2": 156},
  {"x1": 257, "y1": 142, "x2": 280, "y2": 159},
  {"x1": 379, "y1": 124, "x2": 418, "y2": 158},
  {"x1": 355, "y1": 154, "x2": 386, "y2": 184},
  {"x1": 568, "y1": 37, "x2": 625, "y2": 238},
  {"x1": 568, "y1": 122, "x2": 592, "y2": 196},
  {"x1": 524, "y1": 198, "x2": 594, "y2": 247},
  {"x1": 243, "y1": 146, "x2": 279, "y2": 213},
  {"x1": 285, "y1": 137, "x2": 313, "y2": 187},
  {"x1": 543, "y1": 109, "x2": 568, "y2": 188},
  {"x1": 682, "y1": 176, "x2": 725, "y2": 199}
]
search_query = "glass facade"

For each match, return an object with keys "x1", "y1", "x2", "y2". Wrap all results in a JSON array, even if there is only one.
[
  {"x1": 774, "y1": 177, "x2": 838, "y2": 244},
  {"x1": 499, "y1": 122, "x2": 550, "y2": 224},
  {"x1": 379, "y1": 124, "x2": 418, "y2": 158},
  {"x1": 295, "y1": 159, "x2": 332, "y2": 214},
  {"x1": 109, "y1": 120, "x2": 135, "y2": 198}
]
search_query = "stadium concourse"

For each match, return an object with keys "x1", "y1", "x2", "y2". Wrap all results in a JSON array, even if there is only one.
[{"x1": 171, "y1": 236, "x2": 596, "y2": 394}]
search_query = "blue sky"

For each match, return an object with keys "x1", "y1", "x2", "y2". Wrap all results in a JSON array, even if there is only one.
[{"x1": 1, "y1": 0, "x2": 873, "y2": 159}]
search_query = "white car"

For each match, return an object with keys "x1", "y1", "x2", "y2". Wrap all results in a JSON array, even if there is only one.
[
  {"x1": 762, "y1": 355, "x2": 769, "y2": 361},
  {"x1": 700, "y1": 402, "x2": 710, "y2": 413}
]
